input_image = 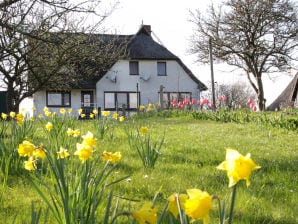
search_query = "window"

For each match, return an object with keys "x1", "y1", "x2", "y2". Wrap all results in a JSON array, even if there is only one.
[
  {"x1": 158, "y1": 92, "x2": 192, "y2": 108},
  {"x1": 157, "y1": 62, "x2": 166, "y2": 76},
  {"x1": 129, "y1": 61, "x2": 139, "y2": 75},
  {"x1": 47, "y1": 91, "x2": 71, "y2": 107},
  {"x1": 104, "y1": 93, "x2": 115, "y2": 108},
  {"x1": 104, "y1": 92, "x2": 140, "y2": 110}
]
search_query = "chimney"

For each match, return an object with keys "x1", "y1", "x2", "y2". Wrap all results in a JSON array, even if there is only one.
[{"x1": 142, "y1": 25, "x2": 151, "y2": 36}]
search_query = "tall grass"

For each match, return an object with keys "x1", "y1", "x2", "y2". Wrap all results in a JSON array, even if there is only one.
[{"x1": 0, "y1": 109, "x2": 297, "y2": 223}]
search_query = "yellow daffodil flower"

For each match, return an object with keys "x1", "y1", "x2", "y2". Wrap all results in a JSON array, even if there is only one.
[
  {"x1": 78, "y1": 108, "x2": 83, "y2": 115},
  {"x1": 131, "y1": 202, "x2": 157, "y2": 224},
  {"x1": 81, "y1": 131, "x2": 96, "y2": 147},
  {"x1": 24, "y1": 157, "x2": 37, "y2": 171},
  {"x1": 80, "y1": 113, "x2": 86, "y2": 118},
  {"x1": 112, "y1": 112, "x2": 119, "y2": 120},
  {"x1": 67, "y1": 128, "x2": 74, "y2": 136},
  {"x1": 101, "y1": 110, "x2": 110, "y2": 117},
  {"x1": 45, "y1": 111, "x2": 51, "y2": 117},
  {"x1": 9, "y1": 111, "x2": 16, "y2": 118},
  {"x1": 68, "y1": 108, "x2": 72, "y2": 114},
  {"x1": 184, "y1": 189, "x2": 212, "y2": 224},
  {"x1": 16, "y1": 113, "x2": 24, "y2": 125},
  {"x1": 18, "y1": 140, "x2": 35, "y2": 157},
  {"x1": 73, "y1": 129, "x2": 80, "y2": 137},
  {"x1": 139, "y1": 126, "x2": 148, "y2": 135},
  {"x1": 1, "y1": 113, "x2": 7, "y2": 120},
  {"x1": 38, "y1": 114, "x2": 43, "y2": 119},
  {"x1": 60, "y1": 108, "x2": 66, "y2": 115},
  {"x1": 33, "y1": 147, "x2": 46, "y2": 159},
  {"x1": 102, "y1": 151, "x2": 122, "y2": 164},
  {"x1": 119, "y1": 116, "x2": 125, "y2": 122},
  {"x1": 217, "y1": 148, "x2": 261, "y2": 187},
  {"x1": 45, "y1": 122, "x2": 53, "y2": 131},
  {"x1": 92, "y1": 109, "x2": 98, "y2": 115},
  {"x1": 139, "y1": 105, "x2": 145, "y2": 111},
  {"x1": 89, "y1": 113, "x2": 95, "y2": 119},
  {"x1": 74, "y1": 143, "x2": 93, "y2": 162},
  {"x1": 167, "y1": 193, "x2": 188, "y2": 218},
  {"x1": 57, "y1": 147, "x2": 70, "y2": 159}
]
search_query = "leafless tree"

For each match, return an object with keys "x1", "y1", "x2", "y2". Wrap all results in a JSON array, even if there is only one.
[
  {"x1": 0, "y1": 0, "x2": 123, "y2": 112},
  {"x1": 189, "y1": 0, "x2": 298, "y2": 111}
]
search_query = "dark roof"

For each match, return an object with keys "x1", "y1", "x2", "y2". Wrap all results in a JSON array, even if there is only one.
[
  {"x1": 45, "y1": 25, "x2": 207, "y2": 91},
  {"x1": 267, "y1": 73, "x2": 298, "y2": 110}
]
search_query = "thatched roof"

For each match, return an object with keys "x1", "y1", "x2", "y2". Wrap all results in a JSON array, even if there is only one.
[
  {"x1": 267, "y1": 73, "x2": 298, "y2": 110},
  {"x1": 41, "y1": 25, "x2": 207, "y2": 91}
]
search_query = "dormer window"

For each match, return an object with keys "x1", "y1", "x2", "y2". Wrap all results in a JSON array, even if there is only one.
[
  {"x1": 157, "y1": 62, "x2": 167, "y2": 76},
  {"x1": 129, "y1": 61, "x2": 139, "y2": 75}
]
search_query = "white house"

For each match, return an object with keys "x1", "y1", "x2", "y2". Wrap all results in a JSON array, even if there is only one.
[{"x1": 33, "y1": 25, "x2": 207, "y2": 116}]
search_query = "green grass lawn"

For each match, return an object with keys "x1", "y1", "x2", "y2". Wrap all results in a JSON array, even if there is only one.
[{"x1": 1, "y1": 114, "x2": 298, "y2": 223}]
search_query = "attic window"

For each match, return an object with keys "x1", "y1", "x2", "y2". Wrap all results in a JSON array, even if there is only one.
[
  {"x1": 157, "y1": 62, "x2": 166, "y2": 76},
  {"x1": 129, "y1": 61, "x2": 139, "y2": 75}
]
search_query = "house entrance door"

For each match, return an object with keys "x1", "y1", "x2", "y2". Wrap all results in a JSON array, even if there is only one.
[{"x1": 81, "y1": 91, "x2": 94, "y2": 116}]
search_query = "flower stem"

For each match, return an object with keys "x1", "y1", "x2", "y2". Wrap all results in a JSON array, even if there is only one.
[{"x1": 228, "y1": 184, "x2": 237, "y2": 224}]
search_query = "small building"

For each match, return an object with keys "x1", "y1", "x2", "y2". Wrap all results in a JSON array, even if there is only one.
[
  {"x1": 33, "y1": 25, "x2": 207, "y2": 116},
  {"x1": 267, "y1": 73, "x2": 298, "y2": 110}
]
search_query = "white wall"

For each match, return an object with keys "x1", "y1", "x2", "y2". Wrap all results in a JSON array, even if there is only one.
[
  {"x1": 33, "y1": 89, "x2": 94, "y2": 116},
  {"x1": 96, "y1": 59, "x2": 201, "y2": 109}
]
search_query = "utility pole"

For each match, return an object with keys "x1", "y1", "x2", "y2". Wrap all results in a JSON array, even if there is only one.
[{"x1": 209, "y1": 37, "x2": 216, "y2": 111}]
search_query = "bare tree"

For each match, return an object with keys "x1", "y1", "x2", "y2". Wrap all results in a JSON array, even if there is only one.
[
  {"x1": 0, "y1": 0, "x2": 122, "y2": 112},
  {"x1": 189, "y1": 0, "x2": 298, "y2": 111}
]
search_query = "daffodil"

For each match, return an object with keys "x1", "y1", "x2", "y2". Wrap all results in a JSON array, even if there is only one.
[
  {"x1": 131, "y1": 202, "x2": 157, "y2": 224},
  {"x1": 139, "y1": 105, "x2": 145, "y2": 111},
  {"x1": 16, "y1": 113, "x2": 24, "y2": 125},
  {"x1": 60, "y1": 108, "x2": 66, "y2": 115},
  {"x1": 78, "y1": 108, "x2": 83, "y2": 115},
  {"x1": 57, "y1": 147, "x2": 70, "y2": 159},
  {"x1": 89, "y1": 113, "x2": 95, "y2": 119},
  {"x1": 139, "y1": 126, "x2": 148, "y2": 135},
  {"x1": 74, "y1": 143, "x2": 93, "y2": 162},
  {"x1": 119, "y1": 116, "x2": 125, "y2": 122},
  {"x1": 217, "y1": 148, "x2": 261, "y2": 187},
  {"x1": 184, "y1": 189, "x2": 212, "y2": 224},
  {"x1": 45, "y1": 111, "x2": 51, "y2": 117},
  {"x1": 73, "y1": 129, "x2": 80, "y2": 137},
  {"x1": 24, "y1": 157, "x2": 37, "y2": 171},
  {"x1": 102, "y1": 110, "x2": 110, "y2": 117},
  {"x1": 45, "y1": 122, "x2": 53, "y2": 131},
  {"x1": 81, "y1": 131, "x2": 96, "y2": 147},
  {"x1": 102, "y1": 151, "x2": 122, "y2": 164},
  {"x1": 9, "y1": 111, "x2": 16, "y2": 118},
  {"x1": 167, "y1": 193, "x2": 188, "y2": 218},
  {"x1": 68, "y1": 108, "x2": 72, "y2": 114},
  {"x1": 1, "y1": 113, "x2": 7, "y2": 120},
  {"x1": 18, "y1": 140, "x2": 35, "y2": 157},
  {"x1": 33, "y1": 147, "x2": 46, "y2": 159},
  {"x1": 112, "y1": 112, "x2": 119, "y2": 120},
  {"x1": 67, "y1": 128, "x2": 74, "y2": 136},
  {"x1": 92, "y1": 109, "x2": 98, "y2": 115}
]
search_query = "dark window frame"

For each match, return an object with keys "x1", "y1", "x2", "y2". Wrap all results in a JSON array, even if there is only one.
[
  {"x1": 46, "y1": 91, "x2": 71, "y2": 107},
  {"x1": 129, "y1": 61, "x2": 139, "y2": 75},
  {"x1": 158, "y1": 91, "x2": 192, "y2": 108},
  {"x1": 104, "y1": 91, "x2": 140, "y2": 111},
  {"x1": 157, "y1": 61, "x2": 167, "y2": 76}
]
